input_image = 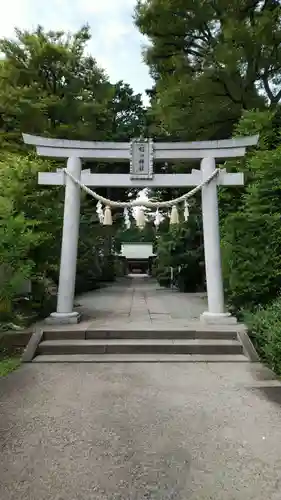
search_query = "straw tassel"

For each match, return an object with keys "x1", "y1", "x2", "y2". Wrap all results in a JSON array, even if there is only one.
[
  {"x1": 154, "y1": 208, "x2": 162, "y2": 228},
  {"x1": 184, "y1": 200, "x2": 189, "y2": 221},
  {"x1": 123, "y1": 207, "x2": 131, "y2": 229},
  {"x1": 170, "y1": 205, "x2": 179, "y2": 225},
  {"x1": 136, "y1": 207, "x2": 146, "y2": 229},
  {"x1": 96, "y1": 201, "x2": 104, "y2": 224},
  {"x1": 103, "y1": 206, "x2": 112, "y2": 225}
]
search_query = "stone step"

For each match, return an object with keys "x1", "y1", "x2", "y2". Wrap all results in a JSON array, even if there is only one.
[
  {"x1": 38, "y1": 338, "x2": 243, "y2": 356},
  {"x1": 33, "y1": 353, "x2": 249, "y2": 363},
  {"x1": 43, "y1": 328, "x2": 238, "y2": 341}
]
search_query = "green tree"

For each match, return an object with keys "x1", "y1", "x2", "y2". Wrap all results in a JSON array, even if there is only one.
[
  {"x1": 135, "y1": 0, "x2": 281, "y2": 139},
  {"x1": 137, "y1": 0, "x2": 281, "y2": 103},
  {"x1": 0, "y1": 25, "x2": 147, "y2": 148},
  {"x1": 154, "y1": 211, "x2": 204, "y2": 291},
  {"x1": 0, "y1": 25, "x2": 115, "y2": 148},
  {"x1": 0, "y1": 26, "x2": 147, "y2": 325},
  {"x1": 108, "y1": 81, "x2": 147, "y2": 140},
  {"x1": 0, "y1": 153, "x2": 64, "y2": 278}
]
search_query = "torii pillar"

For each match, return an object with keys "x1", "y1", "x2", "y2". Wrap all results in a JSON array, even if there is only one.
[
  {"x1": 54, "y1": 157, "x2": 82, "y2": 323},
  {"x1": 22, "y1": 133, "x2": 258, "y2": 325},
  {"x1": 201, "y1": 157, "x2": 228, "y2": 323}
]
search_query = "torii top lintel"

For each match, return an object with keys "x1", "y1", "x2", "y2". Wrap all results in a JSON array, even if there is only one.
[{"x1": 22, "y1": 133, "x2": 259, "y2": 161}]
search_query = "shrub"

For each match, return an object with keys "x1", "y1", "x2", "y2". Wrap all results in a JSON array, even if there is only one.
[
  {"x1": 222, "y1": 146, "x2": 281, "y2": 311},
  {"x1": 222, "y1": 212, "x2": 281, "y2": 310},
  {"x1": 0, "y1": 211, "x2": 43, "y2": 322},
  {"x1": 244, "y1": 297, "x2": 281, "y2": 375},
  {"x1": 28, "y1": 277, "x2": 57, "y2": 321}
]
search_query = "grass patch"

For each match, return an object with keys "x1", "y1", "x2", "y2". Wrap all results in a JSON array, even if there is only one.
[{"x1": 0, "y1": 357, "x2": 21, "y2": 377}]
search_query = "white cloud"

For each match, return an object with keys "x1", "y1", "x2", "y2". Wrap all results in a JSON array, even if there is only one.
[
  {"x1": 0, "y1": 0, "x2": 32, "y2": 37},
  {"x1": 79, "y1": 0, "x2": 136, "y2": 14},
  {"x1": 103, "y1": 20, "x2": 133, "y2": 46}
]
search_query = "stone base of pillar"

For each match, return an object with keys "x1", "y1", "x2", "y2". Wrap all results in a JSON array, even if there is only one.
[
  {"x1": 45, "y1": 312, "x2": 81, "y2": 325},
  {"x1": 200, "y1": 311, "x2": 237, "y2": 325}
]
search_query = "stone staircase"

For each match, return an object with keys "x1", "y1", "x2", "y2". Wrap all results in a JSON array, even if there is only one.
[{"x1": 23, "y1": 324, "x2": 255, "y2": 363}]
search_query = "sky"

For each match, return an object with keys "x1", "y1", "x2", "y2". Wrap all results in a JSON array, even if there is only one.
[{"x1": 0, "y1": 0, "x2": 153, "y2": 104}]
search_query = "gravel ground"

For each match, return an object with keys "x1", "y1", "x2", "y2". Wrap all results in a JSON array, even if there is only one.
[{"x1": 1, "y1": 361, "x2": 281, "y2": 499}]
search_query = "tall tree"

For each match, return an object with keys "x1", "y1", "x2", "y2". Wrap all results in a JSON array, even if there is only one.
[
  {"x1": 135, "y1": 0, "x2": 281, "y2": 139},
  {"x1": 0, "y1": 25, "x2": 148, "y2": 218},
  {"x1": 108, "y1": 81, "x2": 147, "y2": 140},
  {"x1": 0, "y1": 25, "x2": 115, "y2": 148}
]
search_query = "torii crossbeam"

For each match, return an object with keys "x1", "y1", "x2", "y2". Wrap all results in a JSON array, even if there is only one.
[{"x1": 23, "y1": 134, "x2": 258, "y2": 325}]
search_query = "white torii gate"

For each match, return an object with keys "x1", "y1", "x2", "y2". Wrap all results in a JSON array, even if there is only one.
[{"x1": 23, "y1": 133, "x2": 258, "y2": 325}]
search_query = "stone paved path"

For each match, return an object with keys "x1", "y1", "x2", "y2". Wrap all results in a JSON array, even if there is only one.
[
  {"x1": 74, "y1": 275, "x2": 207, "y2": 330},
  {"x1": 1, "y1": 362, "x2": 281, "y2": 499}
]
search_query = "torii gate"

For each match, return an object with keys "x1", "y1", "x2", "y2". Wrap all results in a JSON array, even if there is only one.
[{"x1": 23, "y1": 133, "x2": 258, "y2": 325}]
